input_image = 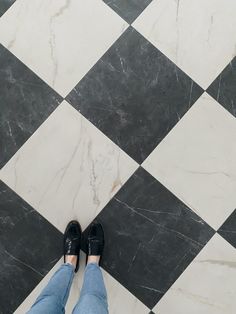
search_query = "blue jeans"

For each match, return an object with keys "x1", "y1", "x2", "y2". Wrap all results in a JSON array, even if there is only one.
[{"x1": 27, "y1": 263, "x2": 108, "y2": 314}]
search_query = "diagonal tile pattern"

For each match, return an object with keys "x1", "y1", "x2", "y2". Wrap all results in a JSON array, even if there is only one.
[
  {"x1": 82, "y1": 167, "x2": 215, "y2": 308},
  {"x1": 67, "y1": 27, "x2": 203, "y2": 164},
  {"x1": 0, "y1": 101, "x2": 138, "y2": 232},
  {"x1": 15, "y1": 255, "x2": 150, "y2": 314},
  {"x1": 103, "y1": 0, "x2": 153, "y2": 24},
  {"x1": 0, "y1": 180, "x2": 62, "y2": 314},
  {"x1": 0, "y1": 0, "x2": 235, "y2": 313},
  {"x1": 0, "y1": 0, "x2": 128, "y2": 97},
  {"x1": 0, "y1": 0, "x2": 16, "y2": 17},
  {"x1": 218, "y1": 209, "x2": 236, "y2": 249},
  {"x1": 143, "y1": 93, "x2": 236, "y2": 230},
  {"x1": 153, "y1": 234, "x2": 236, "y2": 314},
  {"x1": 0, "y1": 44, "x2": 62, "y2": 168},
  {"x1": 207, "y1": 56, "x2": 236, "y2": 117},
  {"x1": 133, "y1": 0, "x2": 236, "y2": 89}
]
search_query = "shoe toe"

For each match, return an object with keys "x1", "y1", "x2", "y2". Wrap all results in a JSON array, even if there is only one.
[
  {"x1": 90, "y1": 222, "x2": 104, "y2": 238},
  {"x1": 66, "y1": 221, "x2": 81, "y2": 238}
]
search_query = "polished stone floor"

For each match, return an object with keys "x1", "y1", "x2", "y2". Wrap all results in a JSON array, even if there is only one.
[{"x1": 0, "y1": 1, "x2": 236, "y2": 313}]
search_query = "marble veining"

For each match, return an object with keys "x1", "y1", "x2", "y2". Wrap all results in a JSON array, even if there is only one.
[
  {"x1": 67, "y1": 27, "x2": 203, "y2": 164},
  {"x1": 133, "y1": 0, "x2": 236, "y2": 89},
  {"x1": 15, "y1": 255, "x2": 149, "y2": 314},
  {"x1": 154, "y1": 234, "x2": 236, "y2": 314},
  {"x1": 207, "y1": 56, "x2": 236, "y2": 117},
  {"x1": 0, "y1": 101, "x2": 138, "y2": 233},
  {"x1": 143, "y1": 93, "x2": 236, "y2": 230},
  {"x1": 0, "y1": 0, "x2": 235, "y2": 312},
  {"x1": 0, "y1": 180, "x2": 62, "y2": 314},
  {"x1": 82, "y1": 167, "x2": 214, "y2": 308},
  {"x1": 0, "y1": 44, "x2": 62, "y2": 169},
  {"x1": 0, "y1": 0, "x2": 128, "y2": 96},
  {"x1": 218, "y1": 209, "x2": 236, "y2": 249}
]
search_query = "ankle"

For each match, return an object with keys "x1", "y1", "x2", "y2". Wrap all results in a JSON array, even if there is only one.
[
  {"x1": 66, "y1": 255, "x2": 77, "y2": 268},
  {"x1": 87, "y1": 255, "x2": 100, "y2": 265}
]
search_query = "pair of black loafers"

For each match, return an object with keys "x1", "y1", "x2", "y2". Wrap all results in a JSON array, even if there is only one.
[{"x1": 63, "y1": 221, "x2": 104, "y2": 273}]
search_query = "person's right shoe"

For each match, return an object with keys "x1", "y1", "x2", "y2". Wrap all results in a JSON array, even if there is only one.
[
  {"x1": 87, "y1": 222, "x2": 104, "y2": 265},
  {"x1": 64, "y1": 220, "x2": 81, "y2": 273}
]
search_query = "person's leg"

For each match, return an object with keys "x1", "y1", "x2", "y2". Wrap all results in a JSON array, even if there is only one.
[
  {"x1": 27, "y1": 263, "x2": 74, "y2": 314},
  {"x1": 72, "y1": 222, "x2": 108, "y2": 314},
  {"x1": 27, "y1": 220, "x2": 82, "y2": 314},
  {"x1": 72, "y1": 263, "x2": 108, "y2": 314}
]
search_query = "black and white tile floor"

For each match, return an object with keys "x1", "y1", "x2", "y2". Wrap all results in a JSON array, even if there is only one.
[{"x1": 0, "y1": 1, "x2": 236, "y2": 313}]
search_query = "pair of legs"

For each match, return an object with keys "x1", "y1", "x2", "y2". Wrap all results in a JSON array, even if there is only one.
[{"x1": 27, "y1": 221, "x2": 108, "y2": 314}]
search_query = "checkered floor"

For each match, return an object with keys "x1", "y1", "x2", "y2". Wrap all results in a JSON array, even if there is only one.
[{"x1": 0, "y1": 1, "x2": 236, "y2": 313}]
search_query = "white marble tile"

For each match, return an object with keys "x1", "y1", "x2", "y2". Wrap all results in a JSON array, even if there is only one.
[
  {"x1": 14, "y1": 253, "x2": 149, "y2": 314},
  {"x1": 0, "y1": 101, "x2": 138, "y2": 232},
  {"x1": 153, "y1": 234, "x2": 236, "y2": 314},
  {"x1": 143, "y1": 92, "x2": 236, "y2": 230},
  {"x1": 0, "y1": 0, "x2": 128, "y2": 97},
  {"x1": 133, "y1": 0, "x2": 236, "y2": 89}
]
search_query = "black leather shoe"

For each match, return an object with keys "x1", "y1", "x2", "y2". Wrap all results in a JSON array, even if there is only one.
[
  {"x1": 87, "y1": 222, "x2": 104, "y2": 264},
  {"x1": 63, "y1": 220, "x2": 81, "y2": 273}
]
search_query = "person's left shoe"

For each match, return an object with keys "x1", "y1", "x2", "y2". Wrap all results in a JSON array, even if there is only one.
[
  {"x1": 63, "y1": 220, "x2": 81, "y2": 273},
  {"x1": 86, "y1": 221, "x2": 105, "y2": 265}
]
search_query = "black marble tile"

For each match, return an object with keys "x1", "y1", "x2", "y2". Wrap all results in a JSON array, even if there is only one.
[
  {"x1": 218, "y1": 209, "x2": 236, "y2": 249},
  {"x1": 0, "y1": 44, "x2": 63, "y2": 169},
  {"x1": 207, "y1": 57, "x2": 236, "y2": 117},
  {"x1": 82, "y1": 167, "x2": 215, "y2": 308},
  {"x1": 0, "y1": 181, "x2": 63, "y2": 314},
  {"x1": 67, "y1": 27, "x2": 203, "y2": 164},
  {"x1": 103, "y1": 0, "x2": 153, "y2": 24},
  {"x1": 0, "y1": 0, "x2": 16, "y2": 17}
]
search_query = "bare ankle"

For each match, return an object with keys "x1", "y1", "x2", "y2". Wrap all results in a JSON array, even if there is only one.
[
  {"x1": 87, "y1": 255, "x2": 100, "y2": 264},
  {"x1": 66, "y1": 255, "x2": 77, "y2": 268}
]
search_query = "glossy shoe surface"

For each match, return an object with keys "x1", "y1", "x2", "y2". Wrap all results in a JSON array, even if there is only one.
[
  {"x1": 63, "y1": 220, "x2": 81, "y2": 272},
  {"x1": 87, "y1": 222, "x2": 104, "y2": 263}
]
